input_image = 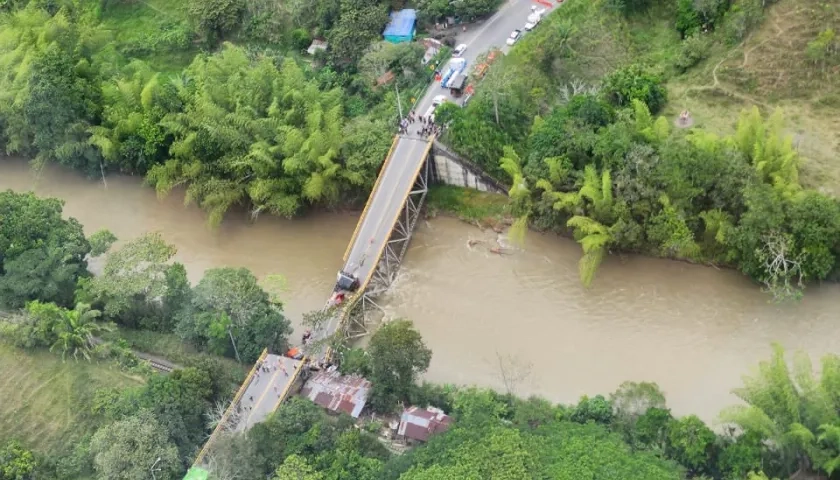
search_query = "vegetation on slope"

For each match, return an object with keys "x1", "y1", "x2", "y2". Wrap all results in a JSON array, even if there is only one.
[
  {"x1": 0, "y1": 0, "x2": 458, "y2": 225},
  {"x1": 439, "y1": 0, "x2": 840, "y2": 297}
]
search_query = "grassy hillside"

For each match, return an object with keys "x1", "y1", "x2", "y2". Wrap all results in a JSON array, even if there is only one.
[
  {"x1": 96, "y1": 0, "x2": 195, "y2": 72},
  {"x1": 456, "y1": 0, "x2": 837, "y2": 193},
  {"x1": 669, "y1": 0, "x2": 840, "y2": 194},
  {"x1": 0, "y1": 344, "x2": 143, "y2": 454}
]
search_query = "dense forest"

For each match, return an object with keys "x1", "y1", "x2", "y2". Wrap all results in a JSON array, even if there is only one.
[
  {"x1": 437, "y1": 0, "x2": 840, "y2": 298},
  {"x1": 2, "y1": 189, "x2": 840, "y2": 480},
  {"x1": 2, "y1": 0, "x2": 840, "y2": 477},
  {"x1": 0, "y1": 0, "x2": 504, "y2": 224}
]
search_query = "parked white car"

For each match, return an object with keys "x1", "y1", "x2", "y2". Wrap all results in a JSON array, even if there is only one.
[
  {"x1": 453, "y1": 43, "x2": 467, "y2": 57},
  {"x1": 525, "y1": 12, "x2": 542, "y2": 30},
  {"x1": 425, "y1": 95, "x2": 449, "y2": 122},
  {"x1": 506, "y1": 29, "x2": 521, "y2": 46}
]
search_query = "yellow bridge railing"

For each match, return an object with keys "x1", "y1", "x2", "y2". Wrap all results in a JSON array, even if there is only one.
[{"x1": 192, "y1": 348, "x2": 267, "y2": 467}]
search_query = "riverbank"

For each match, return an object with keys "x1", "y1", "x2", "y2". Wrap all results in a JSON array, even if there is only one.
[
  {"x1": 4, "y1": 160, "x2": 840, "y2": 421},
  {"x1": 425, "y1": 185, "x2": 512, "y2": 230}
]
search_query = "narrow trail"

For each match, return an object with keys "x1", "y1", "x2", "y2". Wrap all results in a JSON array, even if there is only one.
[{"x1": 678, "y1": 7, "x2": 806, "y2": 110}]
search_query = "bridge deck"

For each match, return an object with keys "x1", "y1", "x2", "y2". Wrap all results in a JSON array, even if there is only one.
[
  {"x1": 310, "y1": 135, "x2": 434, "y2": 355},
  {"x1": 236, "y1": 354, "x2": 303, "y2": 431}
]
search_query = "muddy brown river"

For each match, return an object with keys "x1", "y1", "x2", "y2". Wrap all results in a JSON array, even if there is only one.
[{"x1": 2, "y1": 158, "x2": 838, "y2": 420}]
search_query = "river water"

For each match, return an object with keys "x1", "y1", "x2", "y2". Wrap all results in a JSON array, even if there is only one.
[{"x1": 2, "y1": 158, "x2": 838, "y2": 420}]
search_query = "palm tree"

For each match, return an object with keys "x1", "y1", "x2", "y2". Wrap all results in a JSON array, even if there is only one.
[
  {"x1": 720, "y1": 345, "x2": 840, "y2": 477},
  {"x1": 49, "y1": 303, "x2": 113, "y2": 362},
  {"x1": 567, "y1": 215, "x2": 613, "y2": 287}
]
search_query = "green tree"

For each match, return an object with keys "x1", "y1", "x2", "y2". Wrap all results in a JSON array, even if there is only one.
[
  {"x1": 90, "y1": 410, "x2": 181, "y2": 480},
  {"x1": 80, "y1": 232, "x2": 181, "y2": 329},
  {"x1": 0, "y1": 191, "x2": 90, "y2": 308},
  {"x1": 720, "y1": 344, "x2": 840, "y2": 477},
  {"x1": 610, "y1": 381, "x2": 668, "y2": 447},
  {"x1": 89, "y1": 61, "x2": 176, "y2": 173},
  {"x1": 733, "y1": 107, "x2": 799, "y2": 197},
  {"x1": 188, "y1": 0, "x2": 246, "y2": 44},
  {"x1": 0, "y1": 8, "x2": 103, "y2": 172},
  {"x1": 570, "y1": 395, "x2": 614, "y2": 425},
  {"x1": 602, "y1": 64, "x2": 667, "y2": 113},
  {"x1": 367, "y1": 320, "x2": 432, "y2": 412},
  {"x1": 675, "y1": 0, "x2": 700, "y2": 37},
  {"x1": 147, "y1": 46, "x2": 364, "y2": 226},
  {"x1": 665, "y1": 415, "x2": 716, "y2": 474},
  {"x1": 87, "y1": 229, "x2": 118, "y2": 257},
  {"x1": 177, "y1": 267, "x2": 291, "y2": 362},
  {"x1": 48, "y1": 303, "x2": 113, "y2": 361},
  {"x1": 327, "y1": 0, "x2": 389, "y2": 69},
  {"x1": 0, "y1": 441, "x2": 35, "y2": 480},
  {"x1": 566, "y1": 216, "x2": 614, "y2": 288},
  {"x1": 274, "y1": 454, "x2": 324, "y2": 480},
  {"x1": 647, "y1": 195, "x2": 700, "y2": 259},
  {"x1": 805, "y1": 29, "x2": 837, "y2": 69}
]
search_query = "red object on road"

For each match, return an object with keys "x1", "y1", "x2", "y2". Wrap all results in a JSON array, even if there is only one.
[{"x1": 536, "y1": 0, "x2": 552, "y2": 7}]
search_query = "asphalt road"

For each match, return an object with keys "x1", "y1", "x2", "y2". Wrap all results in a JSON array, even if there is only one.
[
  {"x1": 236, "y1": 354, "x2": 302, "y2": 430},
  {"x1": 310, "y1": 0, "x2": 557, "y2": 355},
  {"x1": 414, "y1": 0, "x2": 552, "y2": 114}
]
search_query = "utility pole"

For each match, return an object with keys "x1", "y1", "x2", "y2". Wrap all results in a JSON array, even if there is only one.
[
  {"x1": 150, "y1": 457, "x2": 162, "y2": 480},
  {"x1": 228, "y1": 326, "x2": 242, "y2": 363}
]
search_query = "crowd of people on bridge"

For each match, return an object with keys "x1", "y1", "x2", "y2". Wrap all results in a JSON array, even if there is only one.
[{"x1": 399, "y1": 110, "x2": 443, "y2": 138}]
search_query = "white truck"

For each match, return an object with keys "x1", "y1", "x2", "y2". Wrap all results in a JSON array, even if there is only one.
[
  {"x1": 440, "y1": 58, "x2": 467, "y2": 88},
  {"x1": 524, "y1": 12, "x2": 542, "y2": 31}
]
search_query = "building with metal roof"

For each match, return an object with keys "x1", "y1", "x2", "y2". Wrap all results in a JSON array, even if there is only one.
[
  {"x1": 383, "y1": 9, "x2": 417, "y2": 43},
  {"x1": 300, "y1": 368, "x2": 371, "y2": 418},
  {"x1": 397, "y1": 406, "x2": 453, "y2": 442}
]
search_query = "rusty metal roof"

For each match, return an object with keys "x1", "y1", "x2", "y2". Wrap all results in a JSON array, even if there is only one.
[
  {"x1": 300, "y1": 369, "x2": 370, "y2": 418},
  {"x1": 398, "y1": 406, "x2": 453, "y2": 442}
]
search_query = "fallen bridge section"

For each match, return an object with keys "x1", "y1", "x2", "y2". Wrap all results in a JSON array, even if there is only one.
[{"x1": 192, "y1": 350, "x2": 303, "y2": 468}]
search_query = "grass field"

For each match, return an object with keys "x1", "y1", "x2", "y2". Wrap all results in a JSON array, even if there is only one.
[
  {"x1": 0, "y1": 344, "x2": 143, "y2": 454},
  {"x1": 667, "y1": 0, "x2": 840, "y2": 194},
  {"x1": 426, "y1": 185, "x2": 512, "y2": 228},
  {"x1": 97, "y1": 0, "x2": 196, "y2": 73}
]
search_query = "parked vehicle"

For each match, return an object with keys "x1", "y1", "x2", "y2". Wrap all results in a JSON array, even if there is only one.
[
  {"x1": 425, "y1": 95, "x2": 450, "y2": 122},
  {"x1": 525, "y1": 12, "x2": 542, "y2": 30},
  {"x1": 441, "y1": 58, "x2": 467, "y2": 88},
  {"x1": 453, "y1": 43, "x2": 467, "y2": 56},
  {"x1": 506, "y1": 30, "x2": 521, "y2": 46}
]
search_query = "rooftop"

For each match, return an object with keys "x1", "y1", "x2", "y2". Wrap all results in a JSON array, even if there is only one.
[
  {"x1": 383, "y1": 9, "x2": 417, "y2": 39},
  {"x1": 300, "y1": 368, "x2": 371, "y2": 418},
  {"x1": 398, "y1": 406, "x2": 453, "y2": 442}
]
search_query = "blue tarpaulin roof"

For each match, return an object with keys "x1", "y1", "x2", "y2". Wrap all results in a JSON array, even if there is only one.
[{"x1": 383, "y1": 9, "x2": 416, "y2": 42}]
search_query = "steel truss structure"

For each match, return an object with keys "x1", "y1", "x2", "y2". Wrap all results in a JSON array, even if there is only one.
[{"x1": 343, "y1": 157, "x2": 431, "y2": 338}]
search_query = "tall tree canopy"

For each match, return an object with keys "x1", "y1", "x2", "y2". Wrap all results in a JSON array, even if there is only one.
[
  {"x1": 0, "y1": 191, "x2": 91, "y2": 308},
  {"x1": 145, "y1": 44, "x2": 373, "y2": 226},
  {"x1": 366, "y1": 319, "x2": 432, "y2": 412},
  {"x1": 176, "y1": 267, "x2": 292, "y2": 362},
  {"x1": 90, "y1": 410, "x2": 181, "y2": 480}
]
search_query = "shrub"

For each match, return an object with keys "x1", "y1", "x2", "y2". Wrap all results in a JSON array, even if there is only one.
[
  {"x1": 187, "y1": 0, "x2": 246, "y2": 44},
  {"x1": 674, "y1": 34, "x2": 711, "y2": 72},
  {"x1": 602, "y1": 64, "x2": 667, "y2": 113}
]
